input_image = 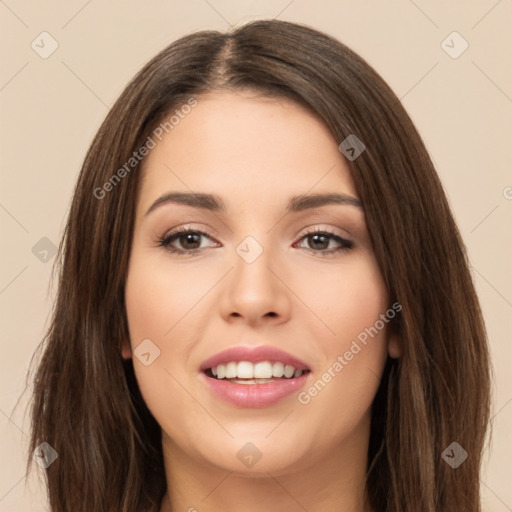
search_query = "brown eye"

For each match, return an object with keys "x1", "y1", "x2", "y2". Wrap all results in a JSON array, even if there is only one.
[
  {"x1": 175, "y1": 232, "x2": 202, "y2": 250},
  {"x1": 158, "y1": 228, "x2": 219, "y2": 255},
  {"x1": 307, "y1": 233, "x2": 331, "y2": 251},
  {"x1": 294, "y1": 229, "x2": 354, "y2": 255}
]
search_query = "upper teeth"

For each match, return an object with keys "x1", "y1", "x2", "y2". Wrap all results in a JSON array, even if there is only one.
[{"x1": 211, "y1": 361, "x2": 303, "y2": 379}]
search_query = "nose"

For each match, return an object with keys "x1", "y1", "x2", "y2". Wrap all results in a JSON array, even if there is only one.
[{"x1": 219, "y1": 238, "x2": 292, "y2": 328}]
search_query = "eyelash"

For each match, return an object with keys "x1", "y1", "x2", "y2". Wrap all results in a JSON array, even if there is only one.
[{"x1": 156, "y1": 226, "x2": 354, "y2": 257}]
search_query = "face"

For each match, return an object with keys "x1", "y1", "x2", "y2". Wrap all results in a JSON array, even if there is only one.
[{"x1": 123, "y1": 90, "x2": 400, "y2": 477}]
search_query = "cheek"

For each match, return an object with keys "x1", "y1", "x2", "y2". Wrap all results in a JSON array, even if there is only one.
[
  {"x1": 125, "y1": 281, "x2": 166, "y2": 341},
  {"x1": 124, "y1": 247, "x2": 209, "y2": 343},
  {"x1": 299, "y1": 254, "x2": 389, "y2": 346},
  {"x1": 294, "y1": 256, "x2": 390, "y2": 431},
  {"x1": 123, "y1": 246, "x2": 218, "y2": 421},
  {"x1": 124, "y1": 254, "x2": 198, "y2": 446}
]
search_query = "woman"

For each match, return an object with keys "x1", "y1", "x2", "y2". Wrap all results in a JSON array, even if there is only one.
[{"x1": 26, "y1": 19, "x2": 491, "y2": 512}]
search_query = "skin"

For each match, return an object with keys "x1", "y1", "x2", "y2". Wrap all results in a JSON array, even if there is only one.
[{"x1": 122, "y1": 90, "x2": 401, "y2": 512}]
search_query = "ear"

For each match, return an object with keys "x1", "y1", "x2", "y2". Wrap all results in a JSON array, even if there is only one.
[
  {"x1": 121, "y1": 339, "x2": 132, "y2": 359},
  {"x1": 388, "y1": 332, "x2": 401, "y2": 359}
]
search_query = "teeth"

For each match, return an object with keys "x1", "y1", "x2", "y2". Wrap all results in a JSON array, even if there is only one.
[
  {"x1": 210, "y1": 360, "x2": 307, "y2": 380},
  {"x1": 225, "y1": 362, "x2": 237, "y2": 379},
  {"x1": 237, "y1": 361, "x2": 253, "y2": 379},
  {"x1": 272, "y1": 362, "x2": 284, "y2": 377},
  {"x1": 216, "y1": 364, "x2": 226, "y2": 379},
  {"x1": 235, "y1": 378, "x2": 276, "y2": 385},
  {"x1": 283, "y1": 365, "x2": 295, "y2": 378},
  {"x1": 254, "y1": 361, "x2": 273, "y2": 378}
]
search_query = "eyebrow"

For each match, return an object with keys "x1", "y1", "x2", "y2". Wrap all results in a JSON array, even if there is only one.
[{"x1": 145, "y1": 191, "x2": 363, "y2": 217}]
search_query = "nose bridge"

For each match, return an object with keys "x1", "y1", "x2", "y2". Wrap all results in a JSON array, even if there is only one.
[
  {"x1": 220, "y1": 232, "x2": 290, "y2": 323},
  {"x1": 232, "y1": 233, "x2": 278, "y2": 295}
]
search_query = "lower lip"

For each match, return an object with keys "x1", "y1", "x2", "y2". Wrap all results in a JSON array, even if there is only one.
[{"x1": 200, "y1": 372, "x2": 310, "y2": 408}]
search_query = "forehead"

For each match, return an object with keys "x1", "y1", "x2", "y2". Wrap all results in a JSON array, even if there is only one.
[{"x1": 137, "y1": 90, "x2": 358, "y2": 212}]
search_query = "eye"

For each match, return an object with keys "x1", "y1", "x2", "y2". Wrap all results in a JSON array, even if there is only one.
[
  {"x1": 157, "y1": 227, "x2": 219, "y2": 256},
  {"x1": 156, "y1": 226, "x2": 354, "y2": 257},
  {"x1": 294, "y1": 227, "x2": 354, "y2": 255}
]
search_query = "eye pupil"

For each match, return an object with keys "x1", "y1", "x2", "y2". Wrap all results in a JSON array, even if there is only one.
[
  {"x1": 180, "y1": 233, "x2": 200, "y2": 249},
  {"x1": 309, "y1": 234, "x2": 329, "y2": 250}
]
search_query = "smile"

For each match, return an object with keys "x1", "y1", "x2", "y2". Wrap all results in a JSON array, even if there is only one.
[
  {"x1": 207, "y1": 360, "x2": 308, "y2": 382},
  {"x1": 200, "y1": 346, "x2": 311, "y2": 408}
]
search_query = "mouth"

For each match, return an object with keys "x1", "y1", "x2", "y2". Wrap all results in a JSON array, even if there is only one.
[
  {"x1": 204, "y1": 361, "x2": 311, "y2": 384},
  {"x1": 199, "y1": 346, "x2": 311, "y2": 408}
]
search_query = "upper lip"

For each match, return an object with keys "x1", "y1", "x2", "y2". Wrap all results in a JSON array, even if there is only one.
[{"x1": 200, "y1": 345, "x2": 310, "y2": 372}]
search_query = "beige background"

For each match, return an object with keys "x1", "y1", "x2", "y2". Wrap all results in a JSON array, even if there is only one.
[{"x1": 1, "y1": 1, "x2": 511, "y2": 510}]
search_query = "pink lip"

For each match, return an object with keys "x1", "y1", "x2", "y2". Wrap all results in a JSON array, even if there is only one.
[
  {"x1": 199, "y1": 345, "x2": 311, "y2": 408},
  {"x1": 200, "y1": 372, "x2": 310, "y2": 408},
  {"x1": 200, "y1": 345, "x2": 309, "y2": 371}
]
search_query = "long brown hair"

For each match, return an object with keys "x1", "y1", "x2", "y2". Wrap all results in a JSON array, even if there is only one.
[{"x1": 25, "y1": 19, "x2": 492, "y2": 511}]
